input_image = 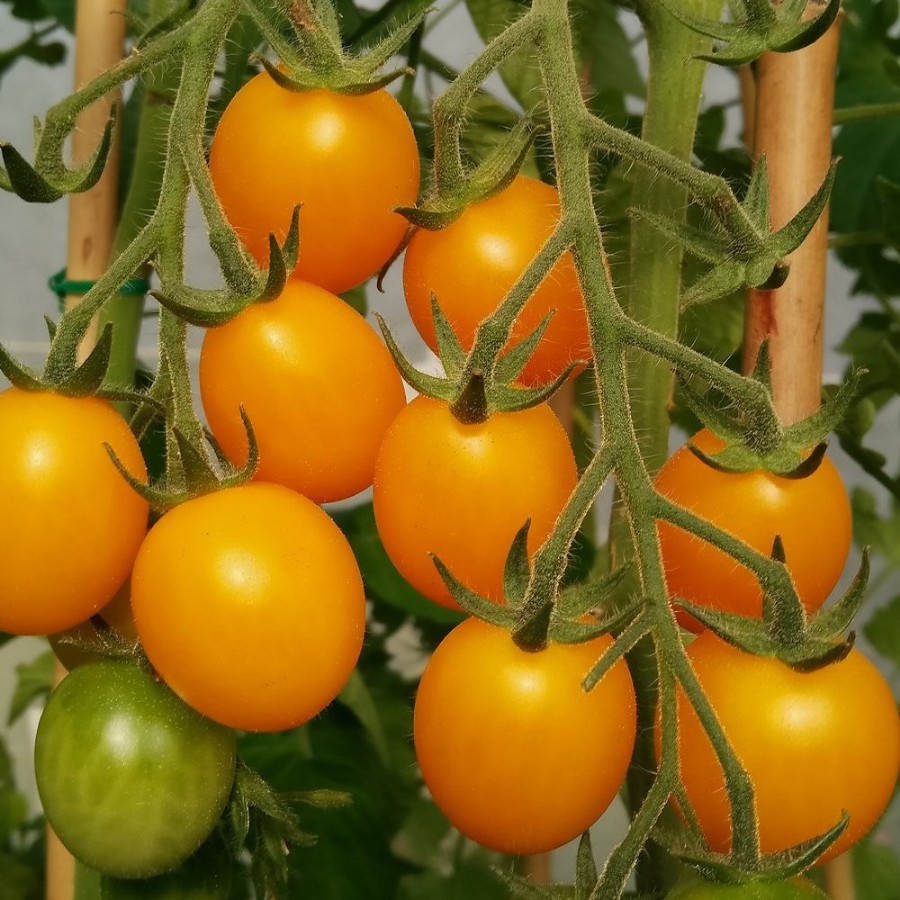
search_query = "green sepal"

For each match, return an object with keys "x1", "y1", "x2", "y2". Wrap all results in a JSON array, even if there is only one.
[
  {"x1": 430, "y1": 555, "x2": 518, "y2": 628},
  {"x1": 743, "y1": 155, "x2": 771, "y2": 226},
  {"x1": 658, "y1": 0, "x2": 840, "y2": 66},
  {"x1": 52, "y1": 323, "x2": 113, "y2": 396},
  {"x1": 374, "y1": 313, "x2": 456, "y2": 401},
  {"x1": 488, "y1": 362, "x2": 581, "y2": 413},
  {"x1": 493, "y1": 311, "x2": 554, "y2": 384},
  {"x1": 493, "y1": 868, "x2": 574, "y2": 899},
  {"x1": 664, "y1": 812, "x2": 847, "y2": 883},
  {"x1": 0, "y1": 340, "x2": 45, "y2": 391},
  {"x1": 216, "y1": 407, "x2": 261, "y2": 490},
  {"x1": 680, "y1": 260, "x2": 747, "y2": 309},
  {"x1": 154, "y1": 210, "x2": 300, "y2": 327},
  {"x1": 44, "y1": 315, "x2": 57, "y2": 341},
  {"x1": 770, "y1": 160, "x2": 839, "y2": 258},
  {"x1": 807, "y1": 549, "x2": 869, "y2": 641},
  {"x1": 573, "y1": 831, "x2": 598, "y2": 900},
  {"x1": 554, "y1": 565, "x2": 630, "y2": 622},
  {"x1": 257, "y1": 4, "x2": 427, "y2": 95},
  {"x1": 105, "y1": 441, "x2": 194, "y2": 512},
  {"x1": 502, "y1": 519, "x2": 532, "y2": 609},
  {"x1": 431, "y1": 293, "x2": 467, "y2": 380},
  {"x1": 783, "y1": 368, "x2": 865, "y2": 450},
  {"x1": 223, "y1": 762, "x2": 322, "y2": 900},
  {"x1": 399, "y1": 113, "x2": 540, "y2": 230},
  {"x1": 0, "y1": 108, "x2": 116, "y2": 202},
  {"x1": 629, "y1": 207, "x2": 730, "y2": 266}
]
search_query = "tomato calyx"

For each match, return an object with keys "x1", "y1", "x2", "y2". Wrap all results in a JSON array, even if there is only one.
[
  {"x1": 655, "y1": 0, "x2": 841, "y2": 66},
  {"x1": 222, "y1": 762, "x2": 351, "y2": 898},
  {"x1": 377, "y1": 302, "x2": 577, "y2": 416},
  {"x1": 255, "y1": 3, "x2": 427, "y2": 94},
  {"x1": 152, "y1": 206, "x2": 301, "y2": 329},
  {"x1": 677, "y1": 539, "x2": 868, "y2": 672},
  {"x1": 395, "y1": 113, "x2": 543, "y2": 232},
  {"x1": 677, "y1": 346, "x2": 863, "y2": 478},
  {"x1": 656, "y1": 811, "x2": 847, "y2": 890}
]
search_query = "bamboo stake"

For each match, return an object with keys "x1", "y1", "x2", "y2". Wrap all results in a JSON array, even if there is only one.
[
  {"x1": 741, "y1": 6, "x2": 853, "y2": 900},
  {"x1": 46, "y1": 2, "x2": 125, "y2": 899}
]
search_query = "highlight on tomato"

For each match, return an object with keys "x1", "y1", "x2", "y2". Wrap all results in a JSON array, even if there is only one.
[
  {"x1": 372, "y1": 395, "x2": 578, "y2": 608},
  {"x1": 402, "y1": 174, "x2": 591, "y2": 387},
  {"x1": 208, "y1": 70, "x2": 420, "y2": 294},
  {"x1": 35, "y1": 661, "x2": 236, "y2": 879},
  {"x1": 0, "y1": 387, "x2": 148, "y2": 636},
  {"x1": 414, "y1": 617, "x2": 636, "y2": 855},
  {"x1": 199, "y1": 279, "x2": 406, "y2": 504},
  {"x1": 659, "y1": 632, "x2": 900, "y2": 863},
  {"x1": 654, "y1": 429, "x2": 852, "y2": 629},
  {"x1": 131, "y1": 482, "x2": 366, "y2": 732}
]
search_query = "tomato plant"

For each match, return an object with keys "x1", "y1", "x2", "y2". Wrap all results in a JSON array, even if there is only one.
[
  {"x1": 665, "y1": 878, "x2": 827, "y2": 899},
  {"x1": 131, "y1": 482, "x2": 366, "y2": 732},
  {"x1": 654, "y1": 429, "x2": 852, "y2": 628},
  {"x1": 403, "y1": 175, "x2": 591, "y2": 386},
  {"x1": 34, "y1": 662, "x2": 236, "y2": 879},
  {"x1": 373, "y1": 395, "x2": 578, "y2": 607},
  {"x1": 200, "y1": 279, "x2": 406, "y2": 503},
  {"x1": 209, "y1": 71, "x2": 420, "y2": 294},
  {"x1": 413, "y1": 617, "x2": 636, "y2": 855},
  {"x1": 662, "y1": 632, "x2": 900, "y2": 863},
  {"x1": 0, "y1": 388, "x2": 148, "y2": 635}
]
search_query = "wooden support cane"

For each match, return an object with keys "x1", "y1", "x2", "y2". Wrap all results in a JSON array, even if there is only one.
[
  {"x1": 46, "y1": 2, "x2": 125, "y2": 899},
  {"x1": 742, "y1": 5, "x2": 853, "y2": 899}
]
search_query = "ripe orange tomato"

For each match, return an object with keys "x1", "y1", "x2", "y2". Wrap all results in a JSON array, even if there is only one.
[
  {"x1": 131, "y1": 482, "x2": 366, "y2": 732},
  {"x1": 372, "y1": 396, "x2": 577, "y2": 607},
  {"x1": 402, "y1": 175, "x2": 591, "y2": 387},
  {"x1": 209, "y1": 72, "x2": 420, "y2": 294},
  {"x1": 654, "y1": 429, "x2": 852, "y2": 629},
  {"x1": 662, "y1": 633, "x2": 900, "y2": 863},
  {"x1": 414, "y1": 617, "x2": 636, "y2": 855},
  {"x1": 0, "y1": 388, "x2": 148, "y2": 635},
  {"x1": 199, "y1": 280, "x2": 406, "y2": 503}
]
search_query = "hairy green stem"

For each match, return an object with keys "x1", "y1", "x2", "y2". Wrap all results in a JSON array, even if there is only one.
[
  {"x1": 833, "y1": 101, "x2": 900, "y2": 124},
  {"x1": 100, "y1": 49, "x2": 179, "y2": 389}
]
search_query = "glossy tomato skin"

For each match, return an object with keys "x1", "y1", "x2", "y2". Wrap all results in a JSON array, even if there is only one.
[
  {"x1": 0, "y1": 388, "x2": 148, "y2": 635},
  {"x1": 373, "y1": 396, "x2": 577, "y2": 607},
  {"x1": 35, "y1": 662, "x2": 236, "y2": 879},
  {"x1": 654, "y1": 429, "x2": 852, "y2": 629},
  {"x1": 414, "y1": 618, "x2": 636, "y2": 855},
  {"x1": 662, "y1": 633, "x2": 900, "y2": 863},
  {"x1": 200, "y1": 280, "x2": 406, "y2": 503},
  {"x1": 666, "y1": 878, "x2": 827, "y2": 899},
  {"x1": 131, "y1": 482, "x2": 366, "y2": 732},
  {"x1": 209, "y1": 72, "x2": 420, "y2": 294},
  {"x1": 402, "y1": 175, "x2": 590, "y2": 387}
]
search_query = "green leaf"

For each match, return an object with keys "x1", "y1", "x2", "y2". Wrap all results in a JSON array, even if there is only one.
[
  {"x1": 336, "y1": 670, "x2": 391, "y2": 766},
  {"x1": 852, "y1": 489, "x2": 900, "y2": 568},
  {"x1": 7, "y1": 650, "x2": 54, "y2": 726},
  {"x1": 399, "y1": 851, "x2": 511, "y2": 900},
  {"x1": 863, "y1": 594, "x2": 900, "y2": 669},
  {"x1": 853, "y1": 835, "x2": 900, "y2": 900}
]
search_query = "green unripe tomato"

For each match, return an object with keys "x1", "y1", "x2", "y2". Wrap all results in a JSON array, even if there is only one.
[
  {"x1": 666, "y1": 877, "x2": 827, "y2": 899},
  {"x1": 35, "y1": 661, "x2": 236, "y2": 878}
]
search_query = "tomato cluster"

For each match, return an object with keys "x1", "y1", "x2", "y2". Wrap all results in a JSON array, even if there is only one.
[
  {"x1": 4, "y1": 50, "x2": 897, "y2": 894},
  {"x1": 652, "y1": 431, "x2": 900, "y2": 864}
]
